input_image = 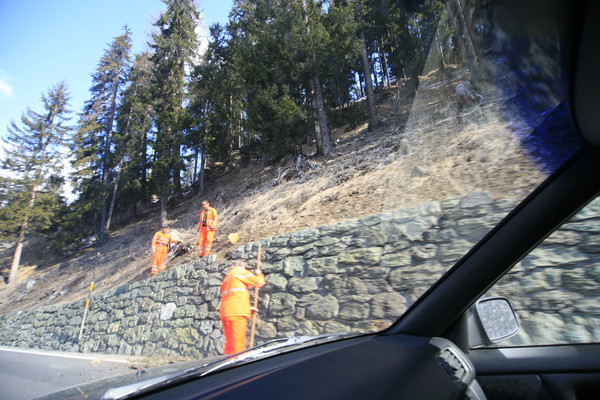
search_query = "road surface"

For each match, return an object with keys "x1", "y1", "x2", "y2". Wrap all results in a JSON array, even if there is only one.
[{"x1": 0, "y1": 346, "x2": 158, "y2": 399}]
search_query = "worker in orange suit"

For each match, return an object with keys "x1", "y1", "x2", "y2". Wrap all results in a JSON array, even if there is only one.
[
  {"x1": 150, "y1": 225, "x2": 179, "y2": 275},
  {"x1": 220, "y1": 260, "x2": 266, "y2": 355},
  {"x1": 197, "y1": 200, "x2": 218, "y2": 257}
]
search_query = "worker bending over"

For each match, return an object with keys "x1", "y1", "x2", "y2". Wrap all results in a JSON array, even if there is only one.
[
  {"x1": 220, "y1": 260, "x2": 266, "y2": 355},
  {"x1": 150, "y1": 225, "x2": 179, "y2": 275},
  {"x1": 197, "y1": 200, "x2": 218, "y2": 257}
]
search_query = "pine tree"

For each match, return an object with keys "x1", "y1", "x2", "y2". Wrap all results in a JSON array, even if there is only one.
[
  {"x1": 353, "y1": 0, "x2": 381, "y2": 131},
  {"x1": 72, "y1": 27, "x2": 132, "y2": 242},
  {"x1": 189, "y1": 22, "x2": 247, "y2": 186},
  {"x1": 227, "y1": 0, "x2": 311, "y2": 163},
  {"x1": 321, "y1": 1, "x2": 360, "y2": 109},
  {"x1": 111, "y1": 52, "x2": 155, "y2": 224},
  {"x1": 301, "y1": 0, "x2": 335, "y2": 157},
  {"x1": 0, "y1": 82, "x2": 71, "y2": 284},
  {"x1": 188, "y1": 25, "x2": 226, "y2": 190},
  {"x1": 149, "y1": 0, "x2": 200, "y2": 224}
]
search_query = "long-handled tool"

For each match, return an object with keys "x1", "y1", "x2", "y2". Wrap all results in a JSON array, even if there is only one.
[
  {"x1": 249, "y1": 243, "x2": 261, "y2": 348},
  {"x1": 78, "y1": 281, "x2": 94, "y2": 342}
]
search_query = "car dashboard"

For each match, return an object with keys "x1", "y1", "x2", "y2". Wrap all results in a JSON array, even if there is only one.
[{"x1": 127, "y1": 334, "x2": 484, "y2": 400}]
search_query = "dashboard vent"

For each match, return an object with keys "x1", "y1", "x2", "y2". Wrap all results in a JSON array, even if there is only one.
[{"x1": 438, "y1": 347, "x2": 471, "y2": 386}]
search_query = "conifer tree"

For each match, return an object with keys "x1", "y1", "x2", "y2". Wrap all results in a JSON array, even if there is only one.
[
  {"x1": 301, "y1": 0, "x2": 335, "y2": 157},
  {"x1": 111, "y1": 52, "x2": 155, "y2": 224},
  {"x1": 72, "y1": 27, "x2": 132, "y2": 242},
  {"x1": 321, "y1": 1, "x2": 360, "y2": 109},
  {"x1": 0, "y1": 82, "x2": 71, "y2": 284},
  {"x1": 354, "y1": 0, "x2": 381, "y2": 131},
  {"x1": 227, "y1": 0, "x2": 312, "y2": 163},
  {"x1": 149, "y1": 0, "x2": 200, "y2": 224},
  {"x1": 189, "y1": 25, "x2": 227, "y2": 190},
  {"x1": 189, "y1": 22, "x2": 248, "y2": 186}
]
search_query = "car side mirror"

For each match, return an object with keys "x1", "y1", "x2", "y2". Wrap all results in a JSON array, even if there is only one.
[{"x1": 468, "y1": 297, "x2": 519, "y2": 348}]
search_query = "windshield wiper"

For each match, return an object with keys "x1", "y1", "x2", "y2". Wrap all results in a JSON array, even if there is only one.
[
  {"x1": 201, "y1": 332, "x2": 353, "y2": 376},
  {"x1": 101, "y1": 332, "x2": 354, "y2": 400}
]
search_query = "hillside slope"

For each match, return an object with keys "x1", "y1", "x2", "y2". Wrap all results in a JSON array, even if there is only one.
[{"x1": 0, "y1": 65, "x2": 544, "y2": 314}]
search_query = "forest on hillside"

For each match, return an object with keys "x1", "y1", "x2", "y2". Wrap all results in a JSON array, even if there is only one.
[{"x1": 0, "y1": 0, "x2": 486, "y2": 284}]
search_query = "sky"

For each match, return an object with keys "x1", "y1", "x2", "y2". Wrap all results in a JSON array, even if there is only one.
[{"x1": 0, "y1": 0, "x2": 233, "y2": 141}]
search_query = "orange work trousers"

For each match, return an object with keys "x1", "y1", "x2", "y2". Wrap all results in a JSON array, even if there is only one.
[
  {"x1": 221, "y1": 316, "x2": 248, "y2": 355},
  {"x1": 198, "y1": 227, "x2": 215, "y2": 256},
  {"x1": 151, "y1": 245, "x2": 168, "y2": 275}
]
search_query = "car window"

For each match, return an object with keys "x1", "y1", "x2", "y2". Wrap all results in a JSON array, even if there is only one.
[
  {"x1": 477, "y1": 194, "x2": 600, "y2": 347},
  {"x1": 0, "y1": 0, "x2": 590, "y2": 382}
]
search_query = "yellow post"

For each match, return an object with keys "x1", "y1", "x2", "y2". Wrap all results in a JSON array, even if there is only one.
[
  {"x1": 249, "y1": 243, "x2": 261, "y2": 348},
  {"x1": 78, "y1": 281, "x2": 94, "y2": 342}
]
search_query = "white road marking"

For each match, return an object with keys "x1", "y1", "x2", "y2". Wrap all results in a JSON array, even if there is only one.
[{"x1": 0, "y1": 346, "x2": 131, "y2": 364}]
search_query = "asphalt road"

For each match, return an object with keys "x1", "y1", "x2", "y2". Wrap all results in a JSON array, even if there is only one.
[{"x1": 0, "y1": 346, "x2": 143, "y2": 399}]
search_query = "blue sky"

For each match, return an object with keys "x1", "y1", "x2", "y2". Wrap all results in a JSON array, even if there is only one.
[{"x1": 0, "y1": 0, "x2": 233, "y2": 140}]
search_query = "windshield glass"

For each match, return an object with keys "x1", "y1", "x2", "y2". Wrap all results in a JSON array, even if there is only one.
[{"x1": 0, "y1": 0, "x2": 583, "y2": 387}]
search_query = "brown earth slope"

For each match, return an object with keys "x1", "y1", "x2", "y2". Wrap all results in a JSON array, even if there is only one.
[{"x1": 0, "y1": 66, "x2": 544, "y2": 314}]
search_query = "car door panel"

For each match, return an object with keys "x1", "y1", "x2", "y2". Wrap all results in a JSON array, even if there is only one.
[{"x1": 470, "y1": 345, "x2": 600, "y2": 400}]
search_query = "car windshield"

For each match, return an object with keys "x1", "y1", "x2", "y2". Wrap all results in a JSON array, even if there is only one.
[{"x1": 0, "y1": 0, "x2": 585, "y2": 393}]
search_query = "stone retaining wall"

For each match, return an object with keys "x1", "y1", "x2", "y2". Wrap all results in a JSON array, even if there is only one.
[{"x1": 0, "y1": 191, "x2": 598, "y2": 357}]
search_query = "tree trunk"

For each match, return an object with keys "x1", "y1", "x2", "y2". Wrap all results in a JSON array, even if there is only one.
[
  {"x1": 128, "y1": 200, "x2": 135, "y2": 222},
  {"x1": 196, "y1": 125, "x2": 206, "y2": 194},
  {"x1": 142, "y1": 128, "x2": 148, "y2": 184},
  {"x1": 106, "y1": 158, "x2": 124, "y2": 232},
  {"x1": 9, "y1": 241, "x2": 24, "y2": 284},
  {"x1": 312, "y1": 75, "x2": 334, "y2": 157},
  {"x1": 173, "y1": 143, "x2": 183, "y2": 200},
  {"x1": 160, "y1": 175, "x2": 169, "y2": 226},
  {"x1": 309, "y1": 80, "x2": 322, "y2": 154},
  {"x1": 98, "y1": 73, "x2": 122, "y2": 243},
  {"x1": 199, "y1": 148, "x2": 206, "y2": 195},
  {"x1": 8, "y1": 185, "x2": 37, "y2": 284},
  {"x1": 378, "y1": 38, "x2": 391, "y2": 87},
  {"x1": 228, "y1": 95, "x2": 234, "y2": 167},
  {"x1": 98, "y1": 199, "x2": 109, "y2": 243},
  {"x1": 301, "y1": 0, "x2": 334, "y2": 158},
  {"x1": 436, "y1": 31, "x2": 446, "y2": 72},
  {"x1": 359, "y1": 31, "x2": 381, "y2": 131},
  {"x1": 193, "y1": 145, "x2": 199, "y2": 188},
  {"x1": 448, "y1": 0, "x2": 479, "y2": 79}
]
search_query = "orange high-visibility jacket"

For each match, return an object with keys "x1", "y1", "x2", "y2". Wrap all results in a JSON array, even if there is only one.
[
  {"x1": 220, "y1": 267, "x2": 266, "y2": 318},
  {"x1": 198, "y1": 207, "x2": 218, "y2": 231},
  {"x1": 151, "y1": 231, "x2": 177, "y2": 249}
]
